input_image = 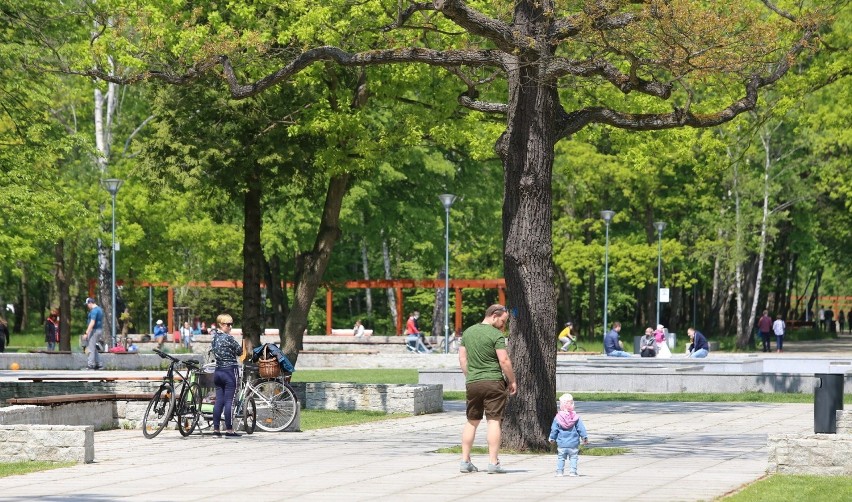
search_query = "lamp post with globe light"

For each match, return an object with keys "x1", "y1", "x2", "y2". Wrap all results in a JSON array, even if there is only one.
[
  {"x1": 102, "y1": 178, "x2": 123, "y2": 348},
  {"x1": 439, "y1": 194, "x2": 457, "y2": 353},
  {"x1": 654, "y1": 221, "x2": 666, "y2": 327},
  {"x1": 601, "y1": 210, "x2": 615, "y2": 338}
]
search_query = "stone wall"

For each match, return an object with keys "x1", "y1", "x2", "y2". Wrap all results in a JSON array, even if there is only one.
[
  {"x1": 0, "y1": 402, "x2": 115, "y2": 430},
  {"x1": 0, "y1": 425, "x2": 93, "y2": 464},
  {"x1": 767, "y1": 434, "x2": 852, "y2": 475},
  {"x1": 304, "y1": 383, "x2": 443, "y2": 415}
]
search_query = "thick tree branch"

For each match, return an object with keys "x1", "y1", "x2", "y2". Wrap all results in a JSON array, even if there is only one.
[
  {"x1": 549, "y1": 12, "x2": 641, "y2": 43},
  {"x1": 458, "y1": 90, "x2": 508, "y2": 115},
  {"x1": 545, "y1": 57, "x2": 672, "y2": 98},
  {"x1": 382, "y1": 2, "x2": 436, "y2": 32},
  {"x1": 79, "y1": 46, "x2": 504, "y2": 99},
  {"x1": 432, "y1": 0, "x2": 520, "y2": 54},
  {"x1": 556, "y1": 29, "x2": 816, "y2": 138}
]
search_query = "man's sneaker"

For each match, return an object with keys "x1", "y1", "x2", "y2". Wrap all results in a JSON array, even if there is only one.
[
  {"x1": 459, "y1": 460, "x2": 478, "y2": 473},
  {"x1": 568, "y1": 472, "x2": 578, "y2": 477},
  {"x1": 487, "y1": 462, "x2": 506, "y2": 474},
  {"x1": 555, "y1": 471, "x2": 564, "y2": 477}
]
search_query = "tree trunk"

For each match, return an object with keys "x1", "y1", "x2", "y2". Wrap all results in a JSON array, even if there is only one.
[
  {"x1": 497, "y1": 62, "x2": 558, "y2": 451},
  {"x1": 431, "y1": 270, "x2": 446, "y2": 338},
  {"x1": 360, "y1": 238, "x2": 373, "y2": 321},
  {"x1": 382, "y1": 235, "x2": 398, "y2": 331},
  {"x1": 242, "y1": 166, "x2": 264, "y2": 350},
  {"x1": 265, "y1": 255, "x2": 288, "y2": 335},
  {"x1": 281, "y1": 174, "x2": 349, "y2": 364},
  {"x1": 54, "y1": 239, "x2": 73, "y2": 351}
]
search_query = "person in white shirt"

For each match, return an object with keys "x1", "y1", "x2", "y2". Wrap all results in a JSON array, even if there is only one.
[
  {"x1": 353, "y1": 319, "x2": 366, "y2": 337},
  {"x1": 772, "y1": 315, "x2": 786, "y2": 353}
]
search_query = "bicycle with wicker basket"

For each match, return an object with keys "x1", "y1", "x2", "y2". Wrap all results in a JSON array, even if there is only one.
[{"x1": 247, "y1": 343, "x2": 299, "y2": 432}]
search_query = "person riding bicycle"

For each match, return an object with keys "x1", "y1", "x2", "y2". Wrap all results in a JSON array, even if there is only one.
[
  {"x1": 557, "y1": 322, "x2": 575, "y2": 352},
  {"x1": 210, "y1": 314, "x2": 242, "y2": 437},
  {"x1": 405, "y1": 311, "x2": 433, "y2": 352}
]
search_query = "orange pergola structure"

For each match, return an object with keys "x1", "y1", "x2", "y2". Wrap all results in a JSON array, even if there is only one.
[{"x1": 90, "y1": 278, "x2": 506, "y2": 335}]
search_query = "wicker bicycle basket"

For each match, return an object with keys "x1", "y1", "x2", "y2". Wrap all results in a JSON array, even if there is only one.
[{"x1": 258, "y1": 345, "x2": 281, "y2": 379}]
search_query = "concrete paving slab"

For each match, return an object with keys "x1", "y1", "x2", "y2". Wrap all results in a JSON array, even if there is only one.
[{"x1": 0, "y1": 400, "x2": 815, "y2": 501}]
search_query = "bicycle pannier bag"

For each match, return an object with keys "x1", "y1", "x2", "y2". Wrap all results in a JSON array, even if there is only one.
[{"x1": 258, "y1": 345, "x2": 281, "y2": 379}]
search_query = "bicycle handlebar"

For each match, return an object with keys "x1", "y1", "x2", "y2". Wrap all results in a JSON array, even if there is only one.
[{"x1": 152, "y1": 348, "x2": 200, "y2": 369}]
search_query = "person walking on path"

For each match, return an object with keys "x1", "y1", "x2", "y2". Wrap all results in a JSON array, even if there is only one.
[
  {"x1": 687, "y1": 328, "x2": 710, "y2": 358},
  {"x1": 45, "y1": 309, "x2": 60, "y2": 351},
  {"x1": 83, "y1": 298, "x2": 104, "y2": 369},
  {"x1": 548, "y1": 393, "x2": 589, "y2": 477},
  {"x1": 0, "y1": 316, "x2": 9, "y2": 352},
  {"x1": 772, "y1": 315, "x2": 786, "y2": 353},
  {"x1": 818, "y1": 306, "x2": 826, "y2": 331},
  {"x1": 210, "y1": 314, "x2": 242, "y2": 438},
  {"x1": 840, "y1": 310, "x2": 846, "y2": 334},
  {"x1": 604, "y1": 322, "x2": 631, "y2": 357},
  {"x1": 458, "y1": 304, "x2": 516, "y2": 474},
  {"x1": 757, "y1": 310, "x2": 773, "y2": 352},
  {"x1": 557, "y1": 322, "x2": 575, "y2": 351}
]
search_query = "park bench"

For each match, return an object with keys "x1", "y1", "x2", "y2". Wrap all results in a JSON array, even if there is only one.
[
  {"x1": 6, "y1": 393, "x2": 154, "y2": 406},
  {"x1": 330, "y1": 328, "x2": 375, "y2": 336}
]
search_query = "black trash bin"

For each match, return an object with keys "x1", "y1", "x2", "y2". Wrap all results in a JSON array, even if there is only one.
[
  {"x1": 633, "y1": 336, "x2": 642, "y2": 355},
  {"x1": 814, "y1": 373, "x2": 845, "y2": 433}
]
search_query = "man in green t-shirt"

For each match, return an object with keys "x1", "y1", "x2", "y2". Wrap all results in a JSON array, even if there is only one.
[{"x1": 458, "y1": 304, "x2": 517, "y2": 475}]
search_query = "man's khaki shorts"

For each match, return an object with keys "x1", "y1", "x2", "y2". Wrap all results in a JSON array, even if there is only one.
[{"x1": 465, "y1": 379, "x2": 508, "y2": 421}]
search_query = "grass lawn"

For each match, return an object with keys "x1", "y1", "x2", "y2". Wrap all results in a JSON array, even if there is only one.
[
  {"x1": 723, "y1": 475, "x2": 852, "y2": 501},
  {"x1": 0, "y1": 461, "x2": 75, "y2": 478},
  {"x1": 299, "y1": 409, "x2": 409, "y2": 430}
]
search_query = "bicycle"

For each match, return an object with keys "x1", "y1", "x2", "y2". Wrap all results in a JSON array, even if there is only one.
[
  {"x1": 438, "y1": 335, "x2": 461, "y2": 354},
  {"x1": 142, "y1": 348, "x2": 201, "y2": 439},
  {"x1": 242, "y1": 365, "x2": 298, "y2": 432},
  {"x1": 559, "y1": 340, "x2": 586, "y2": 353}
]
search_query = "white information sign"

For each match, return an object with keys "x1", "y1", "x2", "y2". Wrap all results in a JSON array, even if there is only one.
[{"x1": 659, "y1": 288, "x2": 670, "y2": 303}]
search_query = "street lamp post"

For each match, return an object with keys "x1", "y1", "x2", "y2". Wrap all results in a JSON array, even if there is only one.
[
  {"x1": 654, "y1": 221, "x2": 666, "y2": 327},
  {"x1": 601, "y1": 210, "x2": 615, "y2": 338},
  {"x1": 102, "y1": 178, "x2": 123, "y2": 349},
  {"x1": 439, "y1": 194, "x2": 457, "y2": 354}
]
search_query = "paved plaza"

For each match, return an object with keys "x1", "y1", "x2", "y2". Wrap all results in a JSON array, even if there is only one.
[
  {"x1": 0, "y1": 399, "x2": 814, "y2": 501},
  {"x1": 1, "y1": 334, "x2": 849, "y2": 501}
]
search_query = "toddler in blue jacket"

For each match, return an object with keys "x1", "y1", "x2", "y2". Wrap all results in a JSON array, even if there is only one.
[{"x1": 548, "y1": 393, "x2": 588, "y2": 477}]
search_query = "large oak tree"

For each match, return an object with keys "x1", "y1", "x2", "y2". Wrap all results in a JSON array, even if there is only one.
[{"x1": 32, "y1": 0, "x2": 833, "y2": 449}]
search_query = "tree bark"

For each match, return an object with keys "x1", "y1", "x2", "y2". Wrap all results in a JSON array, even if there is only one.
[
  {"x1": 54, "y1": 239, "x2": 73, "y2": 351},
  {"x1": 242, "y1": 165, "x2": 264, "y2": 350},
  {"x1": 497, "y1": 55, "x2": 559, "y2": 451},
  {"x1": 382, "y1": 235, "x2": 398, "y2": 331},
  {"x1": 281, "y1": 174, "x2": 349, "y2": 364}
]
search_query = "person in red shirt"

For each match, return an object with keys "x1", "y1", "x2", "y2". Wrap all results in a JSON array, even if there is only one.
[
  {"x1": 757, "y1": 310, "x2": 773, "y2": 353},
  {"x1": 405, "y1": 311, "x2": 433, "y2": 352}
]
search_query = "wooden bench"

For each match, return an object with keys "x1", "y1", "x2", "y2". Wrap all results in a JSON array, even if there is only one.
[
  {"x1": 7, "y1": 393, "x2": 154, "y2": 406},
  {"x1": 330, "y1": 329, "x2": 375, "y2": 336}
]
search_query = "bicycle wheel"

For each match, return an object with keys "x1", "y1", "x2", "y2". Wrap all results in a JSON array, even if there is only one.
[
  {"x1": 253, "y1": 379, "x2": 298, "y2": 432},
  {"x1": 234, "y1": 396, "x2": 256, "y2": 434},
  {"x1": 142, "y1": 384, "x2": 175, "y2": 439},
  {"x1": 177, "y1": 382, "x2": 202, "y2": 437}
]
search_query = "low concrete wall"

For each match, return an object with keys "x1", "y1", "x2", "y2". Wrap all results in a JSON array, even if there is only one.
[
  {"x1": 304, "y1": 383, "x2": 443, "y2": 415},
  {"x1": 767, "y1": 434, "x2": 852, "y2": 475},
  {"x1": 0, "y1": 402, "x2": 115, "y2": 430},
  {"x1": 0, "y1": 381, "x2": 162, "y2": 407},
  {"x1": 0, "y1": 425, "x2": 94, "y2": 464},
  {"x1": 420, "y1": 367, "x2": 852, "y2": 394}
]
